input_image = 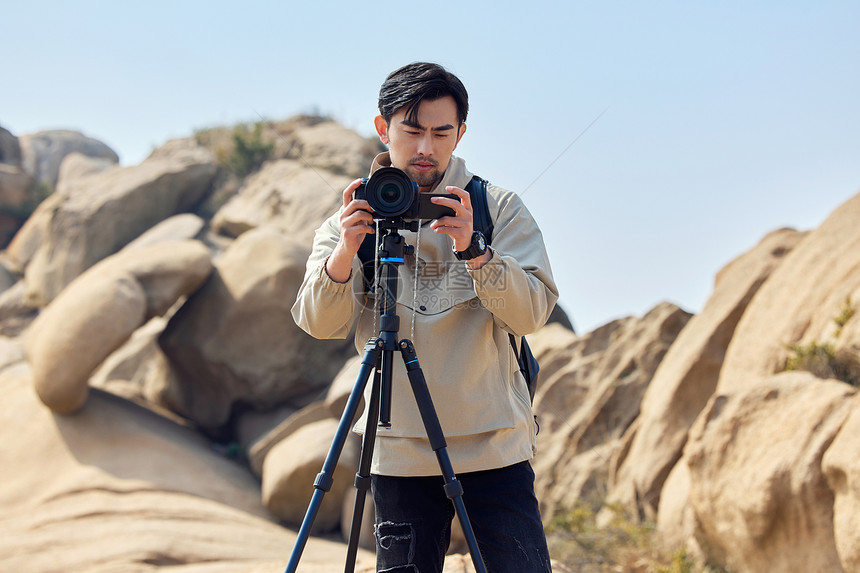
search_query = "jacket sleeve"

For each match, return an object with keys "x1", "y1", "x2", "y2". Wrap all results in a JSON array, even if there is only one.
[
  {"x1": 291, "y1": 209, "x2": 364, "y2": 339},
  {"x1": 467, "y1": 187, "x2": 558, "y2": 336}
]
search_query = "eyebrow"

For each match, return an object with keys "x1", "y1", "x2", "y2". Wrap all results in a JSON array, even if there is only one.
[{"x1": 400, "y1": 119, "x2": 456, "y2": 132}]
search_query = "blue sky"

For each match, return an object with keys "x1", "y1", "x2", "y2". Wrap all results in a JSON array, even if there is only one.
[{"x1": 3, "y1": 1, "x2": 859, "y2": 333}]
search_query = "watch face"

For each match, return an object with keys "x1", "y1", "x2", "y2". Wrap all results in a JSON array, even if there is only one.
[{"x1": 476, "y1": 233, "x2": 486, "y2": 250}]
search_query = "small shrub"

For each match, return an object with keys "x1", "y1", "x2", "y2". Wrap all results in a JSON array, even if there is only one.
[
  {"x1": 784, "y1": 341, "x2": 838, "y2": 375},
  {"x1": 781, "y1": 297, "x2": 860, "y2": 387},
  {"x1": 221, "y1": 122, "x2": 274, "y2": 177},
  {"x1": 833, "y1": 296, "x2": 856, "y2": 337},
  {"x1": 655, "y1": 548, "x2": 696, "y2": 573},
  {"x1": 783, "y1": 341, "x2": 860, "y2": 386},
  {"x1": 546, "y1": 502, "x2": 681, "y2": 572}
]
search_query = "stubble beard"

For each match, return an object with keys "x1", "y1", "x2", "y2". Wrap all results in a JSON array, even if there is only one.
[{"x1": 403, "y1": 158, "x2": 443, "y2": 190}]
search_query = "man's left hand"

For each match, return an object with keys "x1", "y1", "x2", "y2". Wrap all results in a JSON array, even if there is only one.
[{"x1": 430, "y1": 186, "x2": 492, "y2": 269}]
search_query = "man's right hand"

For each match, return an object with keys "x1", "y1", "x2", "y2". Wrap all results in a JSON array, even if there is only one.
[{"x1": 326, "y1": 179, "x2": 374, "y2": 283}]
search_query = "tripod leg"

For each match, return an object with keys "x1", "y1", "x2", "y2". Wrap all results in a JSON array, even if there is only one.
[
  {"x1": 343, "y1": 368, "x2": 381, "y2": 573},
  {"x1": 284, "y1": 338, "x2": 383, "y2": 573},
  {"x1": 398, "y1": 339, "x2": 488, "y2": 573}
]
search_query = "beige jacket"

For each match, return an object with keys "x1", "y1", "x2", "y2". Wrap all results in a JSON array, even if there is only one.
[{"x1": 291, "y1": 153, "x2": 558, "y2": 476}]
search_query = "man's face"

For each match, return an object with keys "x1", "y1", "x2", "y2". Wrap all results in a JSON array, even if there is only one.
[{"x1": 374, "y1": 95, "x2": 467, "y2": 192}]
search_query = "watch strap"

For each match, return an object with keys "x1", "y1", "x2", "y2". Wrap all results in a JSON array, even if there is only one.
[{"x1": 454, "y1": 231, "x2": 487, "y2": 260}]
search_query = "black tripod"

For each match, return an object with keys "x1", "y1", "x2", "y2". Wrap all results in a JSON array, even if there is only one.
[{"x1": 284, "y1": 220, "x2": 487, "y2": 573}]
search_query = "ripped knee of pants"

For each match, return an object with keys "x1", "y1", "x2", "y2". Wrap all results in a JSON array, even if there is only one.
[{"x1": 375, "y1": 521, "x2": 417, "y2": 571}]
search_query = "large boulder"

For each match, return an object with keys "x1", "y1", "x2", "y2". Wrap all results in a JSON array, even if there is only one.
[
  {"x1": 655, "y1": 458, "x2": 697, "y2": 557},
  {"x1": 261, "y1": 417, "x2": 359, "y2": 533},
  {"x1": 8, "y1": 141, "x2": 216, "y2": 306},
  {"x1": 0, "y1": 125, "x2": 22, "y2": 166},
  {"x1": 0, "y1": 163, "x2": 35, "y2": 246},
  {"x1": 4, "y1": 192, "x2": 62, "y2": 272},
  {"x1": 25, "y1": 240, "x2": 212, "y2": 414},
  {"x1": 55, "y1": 151, "x2": 118, "y2": 194},
  {"x1": 719, "y1": 189, "x2": 860, "y2": 392},
  {"x1": 88, "y1": 316, "x2": 170, "y2": 405},
  {"x1": 278, "y1": 118, "x2": 382, "y2": 177},
  {"x1": 0, "y1": 163, "x2": 33, "y2": 207},
  {"x1": 211, "y1": 158, "x2": 346, "y2": 242},
  {"x1": 679, "y1": 372, "x2": 853, "y2": 572},
  {"x1": 0, "y1": 256, "x2": 17, "y2": 294},
  {"x1": 529, "y1": 302, "x2": 692, "y2": 520},
  {"x1": 0, "y1": 360, "x2": 371, "y2": 573},
  {"x1": 248, "y1": 401, "x2": 329, "y2": 478},
  {"x1": 0, "y1": 280, "x2": 38, "y2": 338},
  {"x1": 324, "y1": 354, "x2": 365, "y2": 420},
  {"x1": 18, "y1": 129, "x2": 118, "y2": 189},
  {"x1": 823, "y1": 395, "x2": 860, "y2": 572},
  {"x1": 158, "y1": 227, "x2": 354, "y2": 434},
  {"x1": 243, "y1": 355, "x2": 362, "y2": 479},
  {"x1": 608, "y1": 228, "x2": 806, "y2": 517},
  {"x1": 26, "y1": 271, "x2": 146, "y2": 414},
  {"x1": 122, "y1": 212, "x2": 206, "y2": 250},
  {"x1": 0, "y1": 125, "x2": 35, "y2": 245}
]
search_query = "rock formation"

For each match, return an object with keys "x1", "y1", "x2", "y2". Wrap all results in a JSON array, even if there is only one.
[
  {"x1": 2, "y1": 116, "x2": 859, "y2": 572},
  {"x1": 0, "y1": 126, "x2": 36, "y2": 247},
  {"x1": 24, "y1": 240, "x2": 212, "y2": 414},
  {"x1": 157, "y1": 227, "x2": 355, "y2": 435},
  {"x1": 0, "y1": 354, "x2": 373, "y2": 573},
  {"x1": 9, "y1": 141, "x2": 216, "y2": 306},
  {"x1": 529, "y1": 303, "x2": 692, "y2": 520},
  {"x1": 18, "y1": 129, "x2": 119, "y2": 189},
  {"x1": 607, "y1": 227, "x2": 807, "y2": 518},
  {"x1": 680, "y1": 373, "x2": 852, "y2": 572},
  {"x1": 823, "y1": 394, "x2": 860, "y2": 572}
]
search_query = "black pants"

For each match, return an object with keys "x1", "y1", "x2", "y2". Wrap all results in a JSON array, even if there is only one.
[{"x1": 371, "y1": 461, "x2": 552, "y2": 573}]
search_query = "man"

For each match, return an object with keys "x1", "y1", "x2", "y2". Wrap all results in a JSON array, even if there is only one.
[{"x1": 292, "y1": 62, "x2": 557, "y2": 573}]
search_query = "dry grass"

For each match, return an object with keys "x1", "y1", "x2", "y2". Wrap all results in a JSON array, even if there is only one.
[{"x1": 545, "y1": 502, "x2": 724, "y2": 573}]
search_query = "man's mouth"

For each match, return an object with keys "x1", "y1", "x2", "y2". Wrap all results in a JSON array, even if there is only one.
[{"x1": 411, "y1": 162, "x2": 436, "y2": 172}]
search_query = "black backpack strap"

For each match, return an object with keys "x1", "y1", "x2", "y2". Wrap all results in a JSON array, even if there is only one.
[
  {"x1": 509, "y1": 333, "x2": 540, "y2": 403},
  {"x1": 357, "y1": 229, "x2": 377, "y2": 291},
  {"x1": 469, "y1": 176, "x2": 542, "y2": 404},
  {"x1": 466, "y1": 176, "x2": 494, "y2": 244}
]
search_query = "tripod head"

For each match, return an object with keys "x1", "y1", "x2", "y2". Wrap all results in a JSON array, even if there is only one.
[{"x1": 376, "y1": 217, "x2": 420, "y2": 233}]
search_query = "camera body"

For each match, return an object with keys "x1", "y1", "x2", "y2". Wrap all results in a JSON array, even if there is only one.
[{"x1": 355, "y1": 166, "x2": 457, "y2": 221}]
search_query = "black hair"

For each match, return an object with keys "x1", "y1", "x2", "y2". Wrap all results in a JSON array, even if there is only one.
[{"x1": 378, "y1": 62, "x2": 469, "y2": 126}]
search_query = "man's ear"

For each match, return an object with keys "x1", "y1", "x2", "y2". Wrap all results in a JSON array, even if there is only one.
[
  {"x1": 454, "y1": 122, "x2": 467, "y2": 149},
  {"x1": 374, "y1": 115, "x2": 389, "y2": 145}
]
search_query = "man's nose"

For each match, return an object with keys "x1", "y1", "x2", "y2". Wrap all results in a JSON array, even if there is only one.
[{"x1": 416, "y1": 133, "x2": 433, "y2": 155}]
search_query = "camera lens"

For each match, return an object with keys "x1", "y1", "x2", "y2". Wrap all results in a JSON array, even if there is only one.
[
  {"x1": 366, "y1": 167, "x2": 417, "y2": 218},
  {"x1": 379, "y1": 183, "x2": 401, "y2": 205}
]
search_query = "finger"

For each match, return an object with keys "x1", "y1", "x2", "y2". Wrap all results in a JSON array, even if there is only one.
[
  {"x1": 343, "y1": 209, "x2": 374, "y2": 229},
  {"x1": 445, "y1": 186, "x2": 473, "y2": 213},
  {"x1": 344, "y1": 198, "x2": 374, "y2": 216},
  {"x1": 341, "y1": 220, "x2": 374, "y2": 248},
  {"x1": 430, "y1": 216, "x2": 468, "y2": 230},
  {"x1": 345, "y1": 224, "x2": 374, "y2": 239},
  {"x1": 431, "y1": 196, "x2": 471, "y2": 219},
  {"x1": 342, "y1": 179, "x2": 364, "y2": 208},
  {"x1": 430, "y1": 223, "x2": 455, "y2": 235}
]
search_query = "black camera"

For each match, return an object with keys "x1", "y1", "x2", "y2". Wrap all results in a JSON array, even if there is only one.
[{"x1": 355, "y1": 166, "x2": 458, "y2": 220}]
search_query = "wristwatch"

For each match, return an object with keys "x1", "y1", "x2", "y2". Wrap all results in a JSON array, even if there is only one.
[{"x1": 453, "y1": 231, "x2": 488, "y2": 261}]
